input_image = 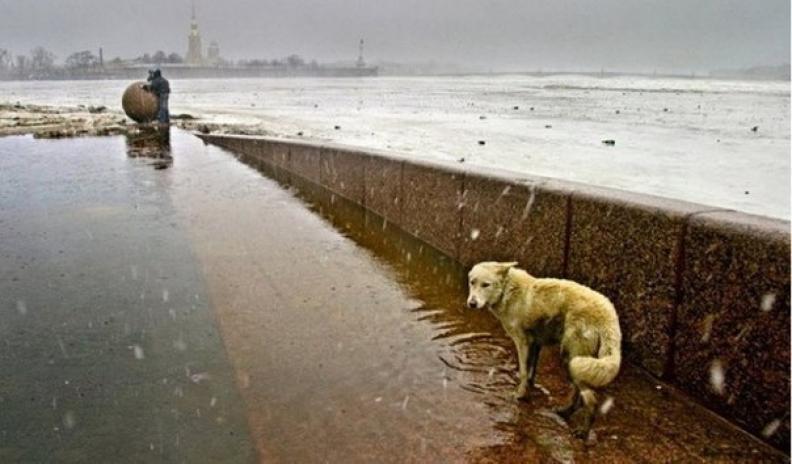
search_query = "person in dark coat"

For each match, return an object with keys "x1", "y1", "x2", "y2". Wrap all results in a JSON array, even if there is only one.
[{"x1": 144, "y1": 69, "x2": 170, "y2": 124}]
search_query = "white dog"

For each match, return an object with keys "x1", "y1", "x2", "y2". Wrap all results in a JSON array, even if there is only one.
[{"x1": 467, "y1": 261, "x2": 622, "y2": 438}]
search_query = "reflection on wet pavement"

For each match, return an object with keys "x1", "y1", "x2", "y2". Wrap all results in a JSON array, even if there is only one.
[
  {"x1": 0, "y1": 133, "x2": 253, "y2": 463},
  {"x1": 125, "y1": 126, "x2": 172, "y2": 170},
  {"x1": 0, "y1": 130, "x2": 785, "y2": 463}
]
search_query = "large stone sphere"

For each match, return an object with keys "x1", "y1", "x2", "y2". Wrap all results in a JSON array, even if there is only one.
[{"x1": 122, "y1": 81, "x2": 158, "y2": 123}]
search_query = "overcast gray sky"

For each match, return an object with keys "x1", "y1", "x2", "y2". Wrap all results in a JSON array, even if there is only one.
[{"x1": 0, "y1": 0, "x2": 789, "y2": 73}]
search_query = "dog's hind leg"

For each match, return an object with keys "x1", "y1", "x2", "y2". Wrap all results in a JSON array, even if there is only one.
[
  {"x1": 554, "y1": 386, "x2": 581, "y2": 420},
  {"x1": 571, "y1": 388, "x2": 598, "y2": 439},
  {"x1": 560, "y1": 326, "x2": 600, "y2": 437},
  {"x1": 554, "y1": 343, "x2": 580, "y2": 419}
]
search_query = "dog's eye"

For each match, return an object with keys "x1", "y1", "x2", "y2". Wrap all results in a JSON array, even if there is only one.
[{"x1": 481, "y1": 282, "x2": 491, "y2": 288}]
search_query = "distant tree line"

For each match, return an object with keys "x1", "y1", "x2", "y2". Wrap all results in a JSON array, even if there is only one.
[
  {"x1": 0, "y1": 46, "x2": 59, "y2": 78},
  {"x1": 237, "y1": 54, "x2": 318, "y2": 69},
  {"x1": 135, "y1": 51, "x2": 184, "y2": 65},
  {"x1": 0, "y1": 46, "x2": 191, "y2": 79},
  {"x1": 0, "y1": 47, "x2": 56, "y2": 72},
  {"x1": 0, "y1": 46, "x2": 328, "y2": 80}
]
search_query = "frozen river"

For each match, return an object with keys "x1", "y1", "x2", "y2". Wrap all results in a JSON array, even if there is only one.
[{"x1": 0, "y1": 75, "x2": 788, "y2": 219}]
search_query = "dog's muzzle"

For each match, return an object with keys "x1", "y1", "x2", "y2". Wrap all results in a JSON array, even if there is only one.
[{"x1": 467, "y1": 298, "x2": 479, "y2": 309}]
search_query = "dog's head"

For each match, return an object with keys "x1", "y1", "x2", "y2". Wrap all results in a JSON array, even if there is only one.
[{"x1": 467, "y1": 261, "x2": 517, "y2": 310}]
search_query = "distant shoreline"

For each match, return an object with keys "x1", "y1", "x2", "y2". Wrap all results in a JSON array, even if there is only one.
[
  {"x1": 401, "y1": 70, "x2": 791, "y2": 82},
  {"x1": 0, "y1": 64, "x2": 379, "y2": 82},
  {"x1": 1, "y1": 68, "x2": 788, "y2": 83}
]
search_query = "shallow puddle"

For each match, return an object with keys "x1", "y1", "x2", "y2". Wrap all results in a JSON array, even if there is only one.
[
  {"x1": 0, "y1": 131, "x2": 253, "y2": 463},
  {"x1": 0, "y1": 129, "x2": 784, "y2": 463}
]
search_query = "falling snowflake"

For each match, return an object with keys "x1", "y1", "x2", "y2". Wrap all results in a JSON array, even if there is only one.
[
  {"x1": 760, "y1": 293, "x2": 776, "y2": 312},
  {"x1": 63, "y1": 411, "x2": 76, "y2": 429},
  {"x1": 762, "y1": 419, "x2": 781, "y2": 437},
  {"x1": 190, "y1": 372, "x2": 211, "y2": 384},
  {"x1": 600, "y1": 396, "x2": 615, "y2": 415},
  {"x1": 709, "y1": 359, "x2": 725, "y2": 395},
  {"x1": 521, "y1": 185, "x2": 536, "y2": 219},
  {"x1": 173, "y1": 338, "x2": 187, "y2": 352},
  {"x1": 700, "y1": 314, "x2": 715, "y2": 343}
]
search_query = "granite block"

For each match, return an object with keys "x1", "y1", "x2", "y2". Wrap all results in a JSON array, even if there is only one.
[
  {"x1": 319, "y1": 147, "x2": 367, "y2": 205},
  {"x1": 674, "y1": 211, "x2": 790, "y2": 450},
  {"x1": 400, "y1": 162, "x2": 464, "y2": 259},
  {"x1": 364, "y1": 155, "x2": 403, "y2": 225},
  {"x1": 566, "y1": 189, "x2": 700, "y2": 377},
  {"x1": 459, "y1": 173, "x2": 567, "y2": 277},
  {"x1": 289, "y1": 143, "x2": 321, "y2": 184}
]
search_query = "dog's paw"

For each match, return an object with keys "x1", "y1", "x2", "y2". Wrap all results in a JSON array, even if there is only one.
[
  {"x1": 512, "y1": 386, "x2": 529, "y2": 402},
  {"x1": 571, "y1": 425, "x2": 590, "y2": 440},
  {"x1": 553, "y1": 406, "x2": 574, "y2": 421}
]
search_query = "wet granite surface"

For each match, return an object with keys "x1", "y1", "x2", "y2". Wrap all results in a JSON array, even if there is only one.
[
  {"x1": 319, "y1": 147, "x2": 367, "y2": 205},
  {"x1": 363, "y1": 155, "x2": 403, "y2": 225},
  {"x1": 566, "y1": 190, "x2": 700, "y2": 377},
  {"x1": 400, "y1": 161, "x2": 464, "y2": 259},
  {"x1": 219, "y1": 140, "x2": 787, "y2": 462},
  {"x1": 267, "y1": 141, "x2": 291, "y2": 170},
  {"x1": 458, "y1": 172, "x2": 567, "y2": 277},
  {"x1": 287, "y1": 143, "x2": 321, "y2": 184},
  {"x1": 201, "y1": 134, "x2": 790, "y2": 454},
  {"x1": 674, "y1": 211, "x2": 791, "y2": 450},
  {"x1": 248, "y1": 138, "x2": 274, "y2": 166}
]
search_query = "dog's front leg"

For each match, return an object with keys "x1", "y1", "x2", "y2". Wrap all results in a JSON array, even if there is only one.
[
  {"x1": 528, "y1": 341, "x2": 541, "y2": 387},
  {"x1": 512, "y1": 334, "x2": 531, "y2": 400}
]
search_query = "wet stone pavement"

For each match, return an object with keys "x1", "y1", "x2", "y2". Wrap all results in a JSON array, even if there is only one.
[{"x1": 0, "y1": 129, "x2": 786, "y2": 463}]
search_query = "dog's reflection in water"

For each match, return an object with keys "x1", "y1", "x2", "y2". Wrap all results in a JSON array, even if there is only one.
[{"x1": 126, "y1": 127, "x2": 172, "y2": 170}]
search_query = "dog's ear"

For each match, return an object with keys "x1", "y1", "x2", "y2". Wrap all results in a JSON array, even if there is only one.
[{"x1": 496, "y1": 262, "x2": 518, "y2": 277}]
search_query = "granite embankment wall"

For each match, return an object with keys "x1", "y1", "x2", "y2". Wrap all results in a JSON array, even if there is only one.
[{"x1": 198, "y1": 133, "x2": 790, "y2": 450}]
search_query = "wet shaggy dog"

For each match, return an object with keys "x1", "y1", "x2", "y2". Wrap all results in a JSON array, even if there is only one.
[{"x1": 467, "y1": 261, "x2": 622, "y2": 438}]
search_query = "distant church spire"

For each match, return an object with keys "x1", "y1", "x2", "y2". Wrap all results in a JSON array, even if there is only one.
[{"x1": 186, "y1": 0, "x2": 203, "y2": 65}]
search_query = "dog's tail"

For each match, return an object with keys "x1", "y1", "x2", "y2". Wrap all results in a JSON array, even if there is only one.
[{"x1": 569, "y1": 329, "x2": 622, "y2": 388}]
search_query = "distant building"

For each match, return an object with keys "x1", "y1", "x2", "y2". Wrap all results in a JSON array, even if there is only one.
[
  {"x1": 356, "y1": 39, "x2": 366, "y2": 68},
  {"x1": 207, "y1": 41, "x2": 221, "y2": 66},
  {"x1": 185, "y1": 2, "x2": 203, "y2": 66}
]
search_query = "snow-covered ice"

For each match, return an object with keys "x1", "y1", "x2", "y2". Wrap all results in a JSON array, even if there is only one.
[{"x1": 1, "y1": 74, "x2": 788, "y2": 218}]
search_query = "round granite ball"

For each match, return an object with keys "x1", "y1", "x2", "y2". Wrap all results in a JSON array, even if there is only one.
[{"x1": 122, "y1": 81, "x2": 158, "y2": 123}]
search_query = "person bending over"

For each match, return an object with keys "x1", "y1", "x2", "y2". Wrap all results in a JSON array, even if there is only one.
[{"x1": 144, "y1": 69, "x2": 170, "y2": 125}]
